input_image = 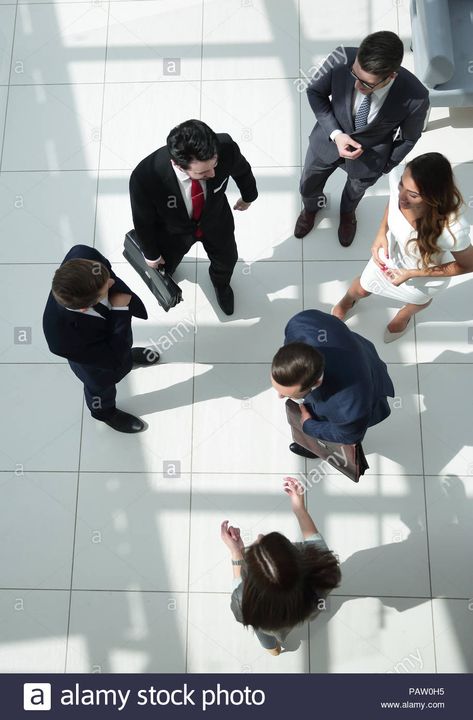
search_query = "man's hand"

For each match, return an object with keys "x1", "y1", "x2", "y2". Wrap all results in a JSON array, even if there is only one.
[
  {"x1": 145, "y1": 256, "x2": 165, "y2": 269},
  {"x1": 334, "y1": 133, "x2": 364, "y2": 159},
  {"x1": 110, "y1": 292, "x2": 132, "y2": 307},
  {"x1": 233, "y1": 198, "x2": 252, "y2": 211},
  {"x1": 300, "y1": 404, "x2": 312, "y2": 423}
]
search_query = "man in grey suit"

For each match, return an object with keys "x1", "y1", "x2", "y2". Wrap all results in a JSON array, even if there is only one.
[{"x1": 295, "y1": 31, "x2": 429, "y2": 246}]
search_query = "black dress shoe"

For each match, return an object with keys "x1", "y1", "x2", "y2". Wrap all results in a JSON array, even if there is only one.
[
  {"x1": 289, "y1": 442, "x2": 318, "y2": 459},
  {"x1": 294, "y1": 209, "x2": 317, "y2": 239},
  {"x1": 100, "y1": 409, "x2": 145, "y2": 433},
  {"x1": 214, "y1": 284, "x2": 234, "y2": 315},
  {"x1": 338, "y1": 211, "x2": 357, "y2": 247},
  {"x1": 132, "y1": 347, "x2": 160, "y2": 365}
]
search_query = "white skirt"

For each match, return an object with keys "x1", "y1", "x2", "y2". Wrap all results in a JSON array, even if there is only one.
[{"x1": 359, "y1": 256, "x2": 451, "y2": 305}]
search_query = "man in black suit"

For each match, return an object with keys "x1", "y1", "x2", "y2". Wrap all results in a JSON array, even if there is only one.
[
  {"x1": 129, "y1": 119, "x2": 258, "y2": 315},
  {"x1": 43, "y1": 245, "x2": 159, "y2": 433},
  {"x1": 295, "y1": 31, "x2": 429, "y2": 246},
  {"x1": 272, "y1": 310, "x2": 394, "y2": 456}
]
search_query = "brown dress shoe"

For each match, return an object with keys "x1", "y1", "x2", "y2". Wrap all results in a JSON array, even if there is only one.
[
  {"x1": 338, "y1": 211, "x2": 357, "y2": 247},
  {"x1": 294, "y1": 209, "x2": 317, "y2": 238}
]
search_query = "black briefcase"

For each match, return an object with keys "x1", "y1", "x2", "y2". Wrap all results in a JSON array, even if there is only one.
[
  {"x1": 286, "y1": 400, "x2": 369, "y2": 483},
  {"x1": 123, "y1": 230, "x2": 183, "y2": 312}
]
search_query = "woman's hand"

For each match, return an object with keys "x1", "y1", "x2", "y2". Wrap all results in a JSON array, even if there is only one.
[
  {"x1": 283, "y1": 476, "x2": 306, "y2": 512},
  {"x1": 220, "y1": 520, "x2": 244, "y2": 556},
  {"x1": 371, "y1": 234, "x2": 389, "y2": 269},
  {"x1": 383, "y1": 266, "x2": 412, "y2": 287}
]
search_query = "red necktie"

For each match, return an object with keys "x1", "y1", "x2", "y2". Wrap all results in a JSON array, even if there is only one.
[{"x1": 191, "y1": 179, "x2": 204, "y2": 238}]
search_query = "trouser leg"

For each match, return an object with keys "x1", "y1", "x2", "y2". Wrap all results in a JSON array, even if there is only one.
[
  {"x1": 161, "y1": 235, "x2": 196, "y2": 276},
  {"x1": 340, "y1": 173, "x2": 381, "y2": 214},
  {"x1": 300, "y1": 142, "x2": 343, "y2": 213},
  {"x1": 69, "y1": 357, "x2": 132, "y2": 419},
  {"x1": 202, "y1": 233, "x2": 238, "y2": 287}
]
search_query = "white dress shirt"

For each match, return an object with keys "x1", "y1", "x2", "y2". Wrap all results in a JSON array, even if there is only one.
[
  {"x1": 171, "y1": 162, "x2": 207, "y2": 217},
  {"x1": 66, "y1": 296, "x2": 128, "y2": 317},
  {"x1": 330, "y1": 77, "x2": 395, "y2": 141}
]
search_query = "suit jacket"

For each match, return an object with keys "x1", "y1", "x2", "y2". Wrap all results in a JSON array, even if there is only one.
[
  {"x1": 43, "y1": 245, "x2": 147, "y2": 371},
  {"x1": 307, "y1": 47, "x2": 429, "y2": 178},
  {"x1": 129, "y1": 133, "x2": 258, "y2": 260},
  {"x1": 284, "y1": 310, "x2": 395, "y2": 444}
]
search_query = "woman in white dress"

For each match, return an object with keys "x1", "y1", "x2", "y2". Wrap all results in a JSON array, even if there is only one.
[{"x1": 332, "y1": 153, "x2": 473, "y2": 342}]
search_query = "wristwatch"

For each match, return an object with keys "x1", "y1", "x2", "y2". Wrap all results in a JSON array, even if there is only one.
[{"x1": 231, "y1": 559, "x2": 244, "y2": 566}]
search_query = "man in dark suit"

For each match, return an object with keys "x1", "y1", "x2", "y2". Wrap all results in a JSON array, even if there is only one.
[
  {"x1": 129, "y1": 119, "x2": 258, "y2": 316},
  {"x1": 43, "y1": 245, "x2": 159, "y2": 433},
  {"x1": 271, "y1": 310, "x2": 395, "y2": 456},
  {"x1": 295, "y1": 31, "x2": 429, "y2": 246}
]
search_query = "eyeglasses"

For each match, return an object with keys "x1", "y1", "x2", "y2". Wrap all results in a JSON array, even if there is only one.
[{"x1": 350, "y1": 66, "x2": 390, "y2": 91}]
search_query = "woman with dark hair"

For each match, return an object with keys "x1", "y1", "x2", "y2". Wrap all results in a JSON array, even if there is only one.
[
  {"x1": 332, "y1": 152, "x2": 473, "y2": 342},
  {"x1": 221, "y1": 477, "x2": 341, "y2": 655}
]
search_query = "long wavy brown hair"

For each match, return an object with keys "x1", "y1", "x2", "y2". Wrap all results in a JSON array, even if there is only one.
[
  {"x1": 241, "y1": 532, "x2": 341, "y2": 631},
  {"x1": 405, "y1": 153, "x2": 464, "y2": 268}
]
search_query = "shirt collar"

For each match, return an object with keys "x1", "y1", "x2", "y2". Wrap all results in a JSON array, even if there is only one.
[
  {"x1": 66, "y1": 297, "x2": 110, "y2": 313},
  {"x1": 371, "y1": 76, "x2": 395, "y2": 103},
  {"x1": 171, "y1": 162, "x2": 191, "y2": 184}
]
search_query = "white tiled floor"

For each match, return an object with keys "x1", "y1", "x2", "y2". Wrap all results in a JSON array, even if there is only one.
[{"x1": 1, "y1": 0, "x2": 473, "y2": 674}]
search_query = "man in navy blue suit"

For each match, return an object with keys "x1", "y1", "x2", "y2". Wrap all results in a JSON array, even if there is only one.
[
  {"x1": 43, "y1": 245, "x2": 159, "y2": 433},
  {"x1": 271, "y1": 309, "x2": 395, "y2": 456}
]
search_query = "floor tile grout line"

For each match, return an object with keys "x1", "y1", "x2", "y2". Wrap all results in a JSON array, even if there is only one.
[
  {"x1": 63, "y1": 0, "x2": 111, "y2": 674},
  {"x1": 5, "y1": 77, "x2": 307, "y2": 88},
  {"x1": 91, "y1": 0, "x2": 111, "y2": 248},
  {"x1": 403, "y1": 1, "x2": 459, "y2": 660},
  {"x1": 0, "y1": 470, "x2": 437, "y2": 477},
  {"x1": 0, "y1": 160, "x2": 471, "y2": 171},
  {"x1": 297, "y1": 0, "x2": 312, "y2": 673},
  {"x1": 63, "y1": 396, "x2": 86, "y2": 672},
  {"x1": 414, "y1": 331, "x2": 434, "y2": 595},
  {"x1": 429, "y1": 597, "x2": 439, "y2": 674},
  {"x1": 182, "y1": 0, "x2": 205, "y2": 674},
  {"x1": 0, "y1": 0, "x2": 18, "y2": 172},
  {"x1": 0, "y1": 163, "x2": 307, "y2": 171},
  {"x1": 0, "y1": 259, "x2": 423, "y2": 264},
  {"x1": 412, "y1": 249, "x2": 439, "y2": 670},
  {"x1": 1, "y1": 587, "x2": 467, "y2": 601}
]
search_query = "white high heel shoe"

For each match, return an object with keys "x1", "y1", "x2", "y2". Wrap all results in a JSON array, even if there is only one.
[
  {"x1": 330, "y1": 299, "x2": 358, "y2": 321},
  {"x1": 383, "y1": 318, "x2": 412, "y2": 343}
]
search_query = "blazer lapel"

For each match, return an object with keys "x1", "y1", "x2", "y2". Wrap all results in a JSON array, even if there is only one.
[
  {"x1": 372, "y1": 75, "x2": 401, "y2": 125},
  {"x1": 200, "y1": 177, "x2": 216, "y2": 220},
  {"x1": 345, "y1": 71, "x2": 356, "y2": 133},
  {"x1": 163, "y1": 161, "x2": 191, "y2": 222}
]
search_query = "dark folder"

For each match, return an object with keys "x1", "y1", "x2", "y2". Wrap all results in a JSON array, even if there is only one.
[{"x1": 123, "y1": 230, "x2": 183, "y2": 312}]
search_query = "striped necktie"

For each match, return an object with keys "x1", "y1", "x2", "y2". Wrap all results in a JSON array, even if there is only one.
[{"x1": 354, "y1": 93, "x2": 372, "y2": 130}]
